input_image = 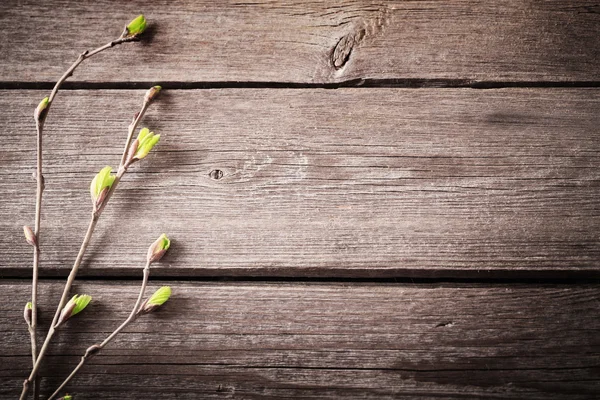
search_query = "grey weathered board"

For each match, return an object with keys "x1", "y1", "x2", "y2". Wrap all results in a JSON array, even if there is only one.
[
  {"x1": 1, "y1": 281, "x2": 599, "y2": 399},
  {"x1": 1, "y1": 0, "x2": 600, "y2": 84},
  {"x1": 2, "y1": 1, "x2": 600, "y2": 398},
  {"x1": 1, "y1": 89, "x2": 599, "y2": 278}
]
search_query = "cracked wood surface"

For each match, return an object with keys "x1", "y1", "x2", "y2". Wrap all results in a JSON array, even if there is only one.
[
  {"x1": 1, "y1": 281, "x2": 599, "y2": 399},
  {"x1": 1, "y1": 89, "x2": 599, "y2": 278},
  {"x1": 1, "y1": 0, "x2": 600, "y2": 84}
]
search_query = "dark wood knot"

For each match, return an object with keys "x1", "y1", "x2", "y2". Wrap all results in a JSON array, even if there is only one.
[{"x1": 209, "y1": 169, "x2": 224, "y2": 180}]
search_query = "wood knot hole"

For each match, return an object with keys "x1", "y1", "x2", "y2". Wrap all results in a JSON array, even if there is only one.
[
  {"x1": 209, "y1": 169, "x2": 224, "y2": 180},
  {"x1": 331, "y1": 29, "x2": 365, "y2": 70}
]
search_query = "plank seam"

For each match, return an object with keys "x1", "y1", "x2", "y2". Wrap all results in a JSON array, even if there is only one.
[
  {"x1": 1, "y1": 80, "x2": 600, "y2": 90},
  {"x1": 2, "y1": 276, "x2": 599, "y2": 285}
]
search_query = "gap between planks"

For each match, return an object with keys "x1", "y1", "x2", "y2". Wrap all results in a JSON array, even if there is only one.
[{"x1": 2, "y1": 80, "x2": 600, "y2": 91}]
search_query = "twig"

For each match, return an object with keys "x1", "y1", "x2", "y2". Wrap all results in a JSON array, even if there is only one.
[
  {"x1": 47, "y1": 261, "x2": 151, "y2": 400},
  {"x1": 23, "y1": 32, "x2": 140, "y2": 400},
  {"x1": 20, "y1": 89, "x2": 156, "y2": 400}
]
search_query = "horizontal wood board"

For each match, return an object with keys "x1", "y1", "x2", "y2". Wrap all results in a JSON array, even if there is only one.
[
  {"x1": 1, "y1": 0, "x2": 600, "y2": 84},
  {"x1": 1, "y1": 281, "x2": 599, "y2": 399},
  {"x1": 1, "y1": 89, "x2": 599, "y2": 278}
]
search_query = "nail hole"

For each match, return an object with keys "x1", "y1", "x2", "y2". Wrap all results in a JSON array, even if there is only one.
[{"x1": 209, "y1": 169, "x2": 224, "y2": 180}]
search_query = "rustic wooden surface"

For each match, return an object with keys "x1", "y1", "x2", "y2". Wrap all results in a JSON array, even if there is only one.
[
  {"x1": 1, "y1": 89, "x2": 599, "y2": 278},
  {"x1": 1, "y1": 0, "x2": 600, "y2": 84},
  {"x1": 1, "y1": 0, "x2": 599, "y2": 398},
  {"x1": 1, "y1": 281, "x2": 599, "y2": 399}
]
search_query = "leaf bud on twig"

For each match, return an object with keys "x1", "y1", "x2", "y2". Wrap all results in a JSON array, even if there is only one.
[
  {"x1": 84, "y1": 344, "x2": 101, "y2": 358},
  {"x1": 23, "y1": 225, "x2": 38, "y2": 248},
  {"x1": 147, "y1": 234, "x2": 170, "y2": 265},
  {"x1": 122, "y1": 15, "x2": 147, "y2": 38},
  {"x1": 34, "y1": 97, "x2": 50, "y2": 123},
  {"x1": 55, "y1": 294, "x2": 92, "y2": 328},
  {"x1": 90, "y1": 166, "x2": 116, "y2": 211},
  {"x1": 125, "y1": 128, "x2": 161, "y2": 167},
  {"x1": 138, "y1": 286, "x2": 171, "y2": 315},
  {"x1": 24, "y1": 302, "x2": 33, "y2": 327},
  {"x1": 144, "y1": 85, "x2": 162, "y2": 104}
]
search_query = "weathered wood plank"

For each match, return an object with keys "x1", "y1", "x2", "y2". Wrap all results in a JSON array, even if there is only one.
[
  {"x1": 1, "y1": 0, "x2": 600, "y2": 84},
  {"x1": 1, "y1": 281, "x2": 599, "y2": 399},
  {"x1": 1, "y1": 89, "x2": 599, "y2": 278}
]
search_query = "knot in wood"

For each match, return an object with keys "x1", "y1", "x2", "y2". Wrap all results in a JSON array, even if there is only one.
[
  {"x1": 209, "y1": 169, "x2": 224, "y2": 180},
  {"x1": 332, "y1": 29, "x2": 365, "y2": 69}
]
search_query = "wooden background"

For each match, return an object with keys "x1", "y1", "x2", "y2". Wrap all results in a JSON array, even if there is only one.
[{"x1": 0, "y1": 0, "x2": 599, "y2": 398}]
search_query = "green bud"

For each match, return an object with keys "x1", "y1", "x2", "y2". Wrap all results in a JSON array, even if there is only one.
[
  {"x1": 147, "y1": 233, "x2": 170, "y2": 264},
  {"x1": 90, "y1": 166, "x2": 116, "y2": 209},
  {"x1": 24, "y1": 302, "x2": 33, "y2": 326},
  {"x1": 125, "y1": 15, "x2": 147, "y2": 37},
  {"x1": 34, "y1": 97, "x2": 50, "y2": 123},
  {"x1": 56, "y1": 294, "x2": 92, "y2": 328},
  {"x1": 139, "y1": 286, "x2": 171, "y2": 315},
  {"x1": 71, "y1": 294, "x2": 92, "y2": 316},
  {"x1": 23, "y1": 225, "x2": 37, "y2": 248},
  {"x1": 59, "y1": 395, "x2": 73, "y2": 400}
]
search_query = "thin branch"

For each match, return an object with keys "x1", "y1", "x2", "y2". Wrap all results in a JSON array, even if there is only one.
[
  {"x1": 20, "y1": 89, "x2": 155, "y2": 400},
  {"x1": 29, "y1": 119, "x2": 42, "y2": 400},
  {"x1": 23, "y1": 33, "x2": 140, "y2": 400},
  {"x1": 48, "y1": 262, "x2": 151, "y2": 400}
]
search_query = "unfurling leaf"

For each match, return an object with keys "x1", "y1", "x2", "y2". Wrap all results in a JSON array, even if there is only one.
[
  {"x1": 138, "y1": 286, "x2": 171, "y2": 315},
  {"x1": 147, "y1": 233, "x2": 170, "y2": 265},
  {"x1": 90, "y1": 166, "x2": 116, "y2": 209},
  {"x1": 56, "y1": 294, "x2": 92, "y2": 328},
  {"x1": 147, "y1": 286, "x2": 171, "y2": 306},
  {"x1": 71, "y1": 294, "x2": 92, "y2": 316},
  {"x1": 124, "y1": 15, "x2": 147, "y2": 37},
  {"x1": 125, "y1": 128, "x2": 161, "y2": 167}
]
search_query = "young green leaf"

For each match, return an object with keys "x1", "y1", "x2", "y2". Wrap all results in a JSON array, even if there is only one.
[
  {"x1": 90, "y1": 166, "x2": 116, "y2": 209},
  {"x1": 138, "y1": 286, "x2": 172, "y2": 315},
  {"x1": 125, "y1": 127, "x2": 161, "y2": 167},
  {"x1": 56, "y1": 294, "x2": 92, "y2": 327},
  {"x1": 125, "y1": 15, "x2": 147, "y2": 37},
  {"x1": 71, "y1": 294, "x2": 92, "y2": 316},
  {"x1": 148, "y1": 286, "x2": 171, "y2": 306}
]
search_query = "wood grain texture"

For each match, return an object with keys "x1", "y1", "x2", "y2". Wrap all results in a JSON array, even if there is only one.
[
  {"x1": 1, "y1": 89, "x2": 599, "y2": 278},
  {"x1": 1, "y1": 0, "x2": 600, "y2": 84},
  {"x1": 1, "y1": 281, "x2": 599, "y2": 399}
]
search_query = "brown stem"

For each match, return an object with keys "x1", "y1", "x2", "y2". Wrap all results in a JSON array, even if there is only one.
[
  {"x1": 20, "y1": 91, "x2": 156, "y2": 400},
  {"x1": 19, "y1": 58, "x2": 149, "y2": 400},
  {"x1": 23, "y1": 34, "x2": 139, "y2": 400},
  {"x1": 48, "y1": 262, "x2": 151, "y2": 400},
  {"x1": 20, "y1": 214, "x2": 98, "y2": 400},
  {"x1": 27, "y1": 119, "x2": 43, "y2": 400}
]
